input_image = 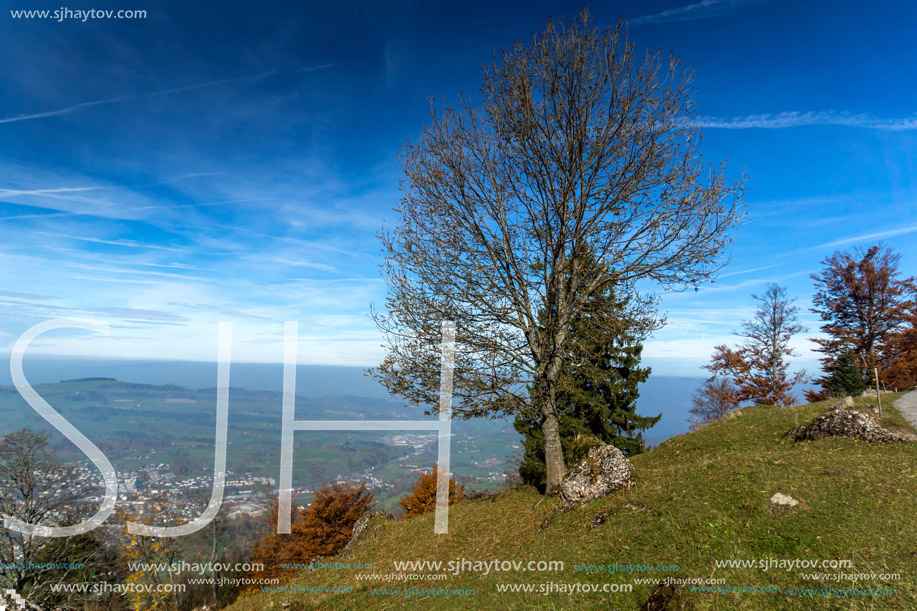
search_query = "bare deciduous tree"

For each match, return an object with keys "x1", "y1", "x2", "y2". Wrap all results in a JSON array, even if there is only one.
[
  {"x1": 371, "y1": 11, "x2": 744, "y2": 494},
  {"x1": 689, "y1": 378, "x2": 740, "y2": 430},
  {"x1": 0, "y1": 429, "x2": 87, "y2": 594},
  {"x1": 707, "y1": 283, "x2": 807, "y2": 406}
]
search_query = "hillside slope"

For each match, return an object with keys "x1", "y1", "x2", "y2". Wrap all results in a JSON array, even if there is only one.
[{"x1": 229, "y1": 395, "x2": 917, "y2": 610}]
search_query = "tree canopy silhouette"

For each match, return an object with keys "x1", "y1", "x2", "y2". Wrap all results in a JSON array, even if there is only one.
[
  {"x1": 371, "y1": 11, "x2": 744, "y2": 493},
  {"x1": 807, "y1": 245, "x2": 915, "y2": 400},
  {"x1": 707, "y1": 284, "x2": 807, "y2": 406}
]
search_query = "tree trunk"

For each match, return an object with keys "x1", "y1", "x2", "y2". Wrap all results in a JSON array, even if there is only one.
[
  {"x1": 541, "y1": 409, "x2": 565, "y2": 495},
  {"x1": 537, "y1": 371, "x2": 566, "y2": 495}
]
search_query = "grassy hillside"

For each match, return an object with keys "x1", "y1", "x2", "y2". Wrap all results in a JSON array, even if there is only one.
[{"x1": 229, "y1": 395, "x2": 917, "y2": 610}]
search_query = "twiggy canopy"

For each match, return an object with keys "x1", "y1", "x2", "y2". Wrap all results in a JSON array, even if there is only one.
[{"x1": 370, "y1": 11, "x2": 744, "y2": 489}]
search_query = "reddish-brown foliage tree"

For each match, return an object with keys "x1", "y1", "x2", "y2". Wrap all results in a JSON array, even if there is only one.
[
  {"x1": 400, "y1": 466, "x2": 465, "y2": 519},
  {"x1": 885, "y1": 301, "x2": 917, "y2": 389},
  {"x1": 247, "y1": 482, "x2": 373, "y2": 585},
  {"x1": 706, "y1": 284, "x2": 807, "y2": 406},
  {"x1": 297, "y1": 482, "x2": 374, "y2": 556},
  {"x1": 807, "y1": 245, "x2": 915, "y2": 400}
]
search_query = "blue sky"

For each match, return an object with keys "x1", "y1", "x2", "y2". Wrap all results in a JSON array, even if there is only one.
[{"x1": 1, "y1": 0, "x2": 915, "y2": 374}]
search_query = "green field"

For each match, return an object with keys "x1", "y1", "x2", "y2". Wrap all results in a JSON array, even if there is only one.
[
  {"x1": 0, "y1": 378, "x2": 518, "y2": 507},
  {"x1": 227, "y1": 394, "x2": 917, "y2": 610}
]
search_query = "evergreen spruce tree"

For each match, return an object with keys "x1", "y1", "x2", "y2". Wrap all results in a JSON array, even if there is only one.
[
  {"x1": 514, "y1": 282, "x2": 658, "y2": 487},
  {"x1": 825, "y1": 350, "x2": 867, "y2": 397}
]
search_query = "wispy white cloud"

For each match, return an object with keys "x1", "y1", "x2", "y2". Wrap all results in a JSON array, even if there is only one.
[
  {"x1": 154, "y1": 172, "x2": 225, "y2": 185},
  {"x1": 170, "y1": 302, "x2": 277, "y2": 322},
  {"x1": 807, "y1": 224, "x2": 917, "y2": 251},
  {"x1": 38, "y1": 232, "x2": 191, "y2": 253},
  {"x1": 716, "y1": 263, "x2": 781, "y2": 279},
  {"x1": 0, "y1": 297, "x2": 188, "y2": 324},
  {"x1": 684, "y1": 270, "x2": 815, "y2": 294},
  {"x1": 0, "y1": 64, "x2": 333, "y2": 125},
  {"x1": 695, "y1": 111, "x2": 917, "y2": 130},
  {"x1": 633, "y1": 0, "x2": 770, "y2": 25},
  {"x1": 0, "y1": 187, "x2": 102, "y2": 196},
  {"x1": 0, "y1": 290, "x2": 55, "y2": 301}
]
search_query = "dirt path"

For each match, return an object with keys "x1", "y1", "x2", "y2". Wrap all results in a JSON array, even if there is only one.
[{"x1": 893, "y1": 391, "x2": 917, "y2": 430}]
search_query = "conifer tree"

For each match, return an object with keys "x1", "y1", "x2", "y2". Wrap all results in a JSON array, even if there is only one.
[
  {"x1": 824, "y1": 350, "x2": 867, "y2": 397},
  {"x1": 514, "y1": 281, "x2": 658, "y2": 486}
]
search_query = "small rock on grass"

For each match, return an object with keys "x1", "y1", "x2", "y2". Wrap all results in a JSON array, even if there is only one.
[
  {"x1": 829, "y1": 396, "x2": 855, "y2": 410},
  {"x1": 769, "y1": 493, "x2": 799, "y2": 508},
  {"x1": 641, "y1": 582, "x2": 693, "y2": 611}
]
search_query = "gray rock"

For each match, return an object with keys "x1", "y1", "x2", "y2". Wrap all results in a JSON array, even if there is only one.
[
  {"x1": 0, "y1": 589, "x2": 26, "y2": 611},
  {"x1": 829, "y1": 396, "x2": 855, "y2": 410},
  {"x1": 0, "y1": 589, "x2": 76, "y2": 611},
  {"x1": 591, "y1": 511, "x2": 611, "y2": 529},
  {"x1": 339, "y1": 511, "x2": 394, "y2": 558},
  {"x1": 640, "y1": 581, "x2": 692, "y2": 611},
  {"x1": 559, "y1": 444, "x2": 634, "y2": 504},
  {"x1": 790, "y1": 409, "x2": 915, "y2": 444},
  {"x1": 769, "y1": 493, "x2": 799, "y2": 507}
]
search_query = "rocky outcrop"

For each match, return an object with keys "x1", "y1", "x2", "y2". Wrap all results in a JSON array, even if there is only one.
[
  {"x1": 1, "y1": 589, "x2": 26, "y2": 611},
  {"x1": 339, "y1": 511, "x2": 394, "y2": 558},
  {"x1": 559, "y1": 444, "x2": 634, "y2": 504},
  {"x1": 790, "y1": 405, "x2": 915, "y2": 444},
  {"x1": 0, "y1": 590, "x2": 78, "y2": 611}
]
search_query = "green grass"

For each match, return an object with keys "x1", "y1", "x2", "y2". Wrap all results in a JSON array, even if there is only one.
[{"x1": 227, "y1": 396, "x2": 917, "y2": 610}]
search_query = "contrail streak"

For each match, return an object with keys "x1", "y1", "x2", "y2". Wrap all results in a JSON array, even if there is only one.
[{"x1": 0, "y1": 64, "x2": 333, "y2": 124}]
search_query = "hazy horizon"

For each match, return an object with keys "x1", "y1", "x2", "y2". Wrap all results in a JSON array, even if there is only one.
[{"x1": 0, "y1": 356, "x2": 716, "y2": 445}]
